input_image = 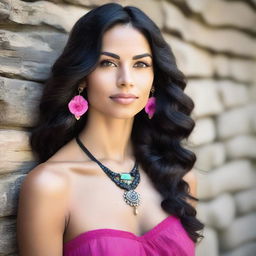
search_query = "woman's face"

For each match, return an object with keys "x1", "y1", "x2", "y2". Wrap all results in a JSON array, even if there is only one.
[{"x1": 85, "y1": 23, "x2": 154, "y2": 119}]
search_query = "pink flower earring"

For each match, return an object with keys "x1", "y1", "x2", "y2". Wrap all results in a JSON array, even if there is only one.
[
  {"x1": 145, "y1": 87, "x2": 156, "y2": 119},
  {"x1": 68, "y1": 85, "x2": 88, "y2": 120}
]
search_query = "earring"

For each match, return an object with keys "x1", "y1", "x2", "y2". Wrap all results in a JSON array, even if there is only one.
[
  {"x1": 68, "y1": 85, "x2": 88, "y2": 120},
  {"x1": 145, "y1": 87, "x2": 156, "y2": 119}
]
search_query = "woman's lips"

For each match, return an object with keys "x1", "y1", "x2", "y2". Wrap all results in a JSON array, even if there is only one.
[
  {"x1": 110, "y1": 96, "x2": 138, "y2": 104},
  {"x1": 109, "y1": 93, "x2": 138, "y2": 104}
]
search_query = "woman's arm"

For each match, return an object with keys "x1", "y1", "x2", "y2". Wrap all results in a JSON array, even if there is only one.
[{"x1": 17, "y1": 164, "x2": 69, "y2": 256}]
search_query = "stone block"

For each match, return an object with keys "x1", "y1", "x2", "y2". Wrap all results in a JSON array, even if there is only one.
[
  {"x1": 162, "y1": 1, "x2": 256, "y2": 57},
  {"x1": 249, "y1": 84, "x2": 256, "y2": 102},
  {"x1": 0, "y1": 129, "x2": 37, "y2": 174},
  {"x1": 0, "y1": 174, "x2": 26, "y2": 217},
  {"x1": 197, "y1": 193, "x2": 235, "y2": 229},
  {"x1": 163, "y1": 34, "x2": 214, "y2": 77},
  {"x1": 0, "y1": 130, "x2": 30, "y2": 150},
  {"x1": 185, "y1": 79, "x2": 223, "y2": 118},
  {"x1": 184, "y1": 0, "x2": 256, "y2": 32},
  {"x1": 121, "y1": 0, "x2": 164, "y2": 29},
  {"x1": 197, "y1": 160, "x2": 255, "y2": 199},
  {"x1": 219, "y1": 213, "x2": 256, "y2": 251},
  {"x1": 213, "y1": 55, "x2": 230, "y2": 80},
  {"x1": 217, "y1": 80, "x2": 250, "y2": 108},
  {"x1": 229, "y1": 59, "x2": 256, "y2": 84},
  {"x1": 213, "y1": 56, "x2": 256, "y2": 84},
  {"x1": 248, "y1": 104, "x2": 256, "y2": 133},
  {"x1": 0, "y1": 77, "x2": 42, "y2": 127},
  {"x1": 221, "y1": 241, "x2": 256, "y2": 256},
  {"x1": 194, "y1": 143, "x2": 226, "y2": 171},
  {"x1": 196, "y1": 226, "x2": 218, "y2": 256},
  {"x1": 234, "y1": 188, "x2": 256, "y2": 215},
  {"x1": 0, "y1": 30, "x2": 67, "y2": 81},
  {"x1": 189, "y1": 118, "x2": 216, "y2": 146},
  {"x1": 225, "y1": 135, "x2": 256, "y2": 159},
  {"x1": 0, "y1": 217, "x2": 17, "y2": 254},
  {"x1": 0, "y1": 161, "x2": 36, "y2": 176},
  {"x1": 216, "y1": 106, "x2": 251, "y2": 139},
  {"x1": 0, "y1": 0, "x2": 88, "y2": 32}
]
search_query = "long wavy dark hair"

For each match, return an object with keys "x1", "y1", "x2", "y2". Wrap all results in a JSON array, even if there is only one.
[{"x1": 30, "y1": 3, "x2": 204, "y2": 243}]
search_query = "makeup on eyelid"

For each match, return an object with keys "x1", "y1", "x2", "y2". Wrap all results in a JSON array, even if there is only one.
[
  {"x1": 99, "y1": 59, "x2": 152, "y2": 68},
  {"x1": 99, "y1": 51, "x2": 153, "y2": 67}
]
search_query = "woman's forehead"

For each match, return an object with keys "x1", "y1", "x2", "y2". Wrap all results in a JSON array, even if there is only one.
[{"x1": 101, "y1": 24, "x2": 152, "y2": 55}]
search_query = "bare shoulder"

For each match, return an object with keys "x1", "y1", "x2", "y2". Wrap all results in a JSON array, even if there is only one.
[
  {"x1": 183, "y1": 169, "x2": 198, "y2": 207},
  {"x1": 183, "y1": 168, "x2": 197, "y2": 187},
  {"x1": 17, "y1": 162, "x2": 70, "y2": 256},
  {"x1": 22, "y1": 162, "x2": 70, "y2": 193}
]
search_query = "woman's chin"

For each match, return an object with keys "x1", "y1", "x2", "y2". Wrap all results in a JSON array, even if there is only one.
[{"x1": 105, "y1": 111, "x2": 137, "y2": 120}]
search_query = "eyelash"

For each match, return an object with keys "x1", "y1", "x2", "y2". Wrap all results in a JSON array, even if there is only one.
[{"x1": 99, "y1": 59, "x2": 152, "y2": 68}]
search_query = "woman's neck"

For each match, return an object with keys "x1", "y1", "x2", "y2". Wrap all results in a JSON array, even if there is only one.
[{"x1": 79, "y1": 111, "x2": 134, "y2": 163}]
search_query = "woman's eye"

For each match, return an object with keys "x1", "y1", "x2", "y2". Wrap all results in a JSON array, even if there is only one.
[
  {"x1": 134, "y1": 62, "x2": 151, "y2": 68},
  {"x1": 99, "y1": 60, "x2": 117, "y2": 67},
  {"x1": 99, "y1": 60, "x2": 151, "y2": 68}
]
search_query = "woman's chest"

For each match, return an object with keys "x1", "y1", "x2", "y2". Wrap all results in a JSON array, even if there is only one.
[{"x1": 63, "y1": 167, "x2": 169, "y2": 243}]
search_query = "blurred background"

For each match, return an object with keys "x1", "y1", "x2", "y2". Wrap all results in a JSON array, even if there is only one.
[{"x1": 0, "y1": 0, "x2": 255, "y2": 255}]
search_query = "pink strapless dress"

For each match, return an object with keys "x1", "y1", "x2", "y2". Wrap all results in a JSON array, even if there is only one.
[{"x1": 63, "y1": 215, "x2": 195, "y2": 256}]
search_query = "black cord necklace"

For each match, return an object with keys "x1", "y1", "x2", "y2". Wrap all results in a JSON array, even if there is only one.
[{"x1": 75, "y1": 136, "x2": 141, "y2": 215}]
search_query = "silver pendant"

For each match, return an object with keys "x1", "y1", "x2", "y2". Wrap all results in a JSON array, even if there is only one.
[{"x1": 123, "y1": 190, "x2": 141, "y2": 215}]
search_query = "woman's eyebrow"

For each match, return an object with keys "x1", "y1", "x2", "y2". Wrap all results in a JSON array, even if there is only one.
[{"x1": 101, "y1": 51, "x2": 152, "y2": 60}]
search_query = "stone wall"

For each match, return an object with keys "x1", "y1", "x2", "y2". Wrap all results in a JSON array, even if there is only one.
[{"x1": 0, "y1": 0, "x2": 255, "y2": 255}]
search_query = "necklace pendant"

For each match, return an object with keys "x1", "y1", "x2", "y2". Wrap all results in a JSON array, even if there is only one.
[
  {"x1": 120, "y1": 173, "x2": 133, "y2": 185},
  {"x1": 123, "y1": 189, "x2": 141, "y2": 215},
  {"x1": 75, "y1": 137, "x2": 142, "y2": 216},
  {"x1": 120, "y1": 173, "x2": 132, "y2": 180},
  {"x1": 133, "y1": 205, "x2": 138, "y2": 215}
]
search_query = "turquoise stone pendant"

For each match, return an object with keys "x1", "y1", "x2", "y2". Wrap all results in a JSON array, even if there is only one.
[
  {"x1": 120, "y1": 173, "x2": 133, "y2": 185},
  {"x1": 120, "y1": 173, "x2": 132, "y2": 180}
]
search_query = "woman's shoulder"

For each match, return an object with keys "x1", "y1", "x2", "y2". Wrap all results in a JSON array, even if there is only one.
[
  {"x1": 183, "y1": 169, "x2": 197, "y2": 185},
  {"x1": 26, "y1": 159, "x2": 101, "y2": 186},
  {"x1": 183, "y1": 168, "x2": 198, "y2": 208},
  {"x1": 17, "y1": 162, "x2": 70, "y2": 254},
  {"x1": 21, "y1": 162, "x2": 71, "y2": 199}
]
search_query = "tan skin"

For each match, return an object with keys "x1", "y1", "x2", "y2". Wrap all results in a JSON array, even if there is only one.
[{"x1": 17, "y1": 23, "x2": 197, "y2": 256}]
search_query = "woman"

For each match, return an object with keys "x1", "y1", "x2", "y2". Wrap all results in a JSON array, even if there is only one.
[{"x1": 17, "y1": 3, "x2": 204, "y2": 256}]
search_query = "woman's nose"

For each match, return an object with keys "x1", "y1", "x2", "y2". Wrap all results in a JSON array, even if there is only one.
[{"x1": 117, "y1": 65, "x2": 134, "y2": 88}]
